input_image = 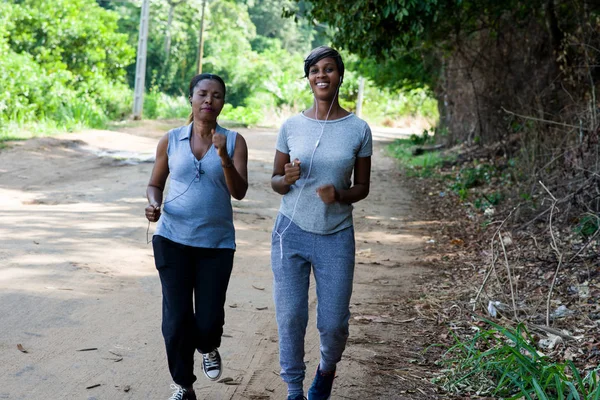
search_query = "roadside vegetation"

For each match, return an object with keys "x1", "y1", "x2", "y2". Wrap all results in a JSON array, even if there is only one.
[
  {"x1": 387, "y1": 121, "x2": 600, "y2": 398},
  {"x1": 0, "y1": 0, "x2": 435, "y2": 143}
]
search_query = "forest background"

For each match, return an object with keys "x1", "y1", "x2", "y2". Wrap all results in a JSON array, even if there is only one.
[{"x1": 0, "y1": 0, "x2": 437, "y2": 139}]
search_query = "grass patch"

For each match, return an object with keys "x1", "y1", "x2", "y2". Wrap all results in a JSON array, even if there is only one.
[
  {"x1": 386, "y1": 136, "x2": 452, "y2": 177},
  {"x1": 0, "y1": 119, "x2": 99, "y2": 143},
  {"x1": 143, "y1": 91, "x2": 190, "y2": 120},
  {"x1": 433, "y1": 319, "x2": 600, "y2": 399}
]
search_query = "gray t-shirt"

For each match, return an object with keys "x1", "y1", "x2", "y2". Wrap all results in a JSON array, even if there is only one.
[{"x1": 276, "y1": 112, "x2": 372, "y2": 234}]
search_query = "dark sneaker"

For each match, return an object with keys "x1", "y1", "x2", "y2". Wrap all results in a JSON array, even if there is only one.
[
  {"x1": 287, "y1": 395, "x2": 306, "y2": 400},
  {"x1": 307, "y1": 365, "x2": 336, "y2": 400},
  {"x1": 168, "y1": 384, "x2": 196, "y2": 400},
  {"x1": 202, "y1": 349, "x2": 222, "y2": 381}
]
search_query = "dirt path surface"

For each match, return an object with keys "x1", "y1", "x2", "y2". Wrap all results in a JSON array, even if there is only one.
[{"x1": 0, "y1": 121, "x2": 435, "y2": 400}]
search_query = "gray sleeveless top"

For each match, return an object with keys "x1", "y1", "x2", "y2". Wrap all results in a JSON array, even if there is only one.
[{"x1": 155, "y1": 123, "x2": 237, "y2": 249}]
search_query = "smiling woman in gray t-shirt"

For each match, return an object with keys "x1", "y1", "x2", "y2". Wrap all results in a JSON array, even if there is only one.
[
  {"x1": 270, "y1": 46, "x2": 372, "y2": 400},
  {"x1": 276, "y1": 112, "x2": 372, "y2": 234}
]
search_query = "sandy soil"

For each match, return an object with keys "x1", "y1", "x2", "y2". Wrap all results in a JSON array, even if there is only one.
[{"x1": 0, "y1": 120, "x2": 434, "y2": 400}]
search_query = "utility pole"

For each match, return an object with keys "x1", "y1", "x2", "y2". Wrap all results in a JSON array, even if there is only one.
[
  {"x1": 356, "y1": 76, "x2": 365, "y2": 118},
  {"x1": 196, "y1": 0, "x2": 207, "y2": 74},
  {"x1": 132, "y1": 0, "x2": 150, "y2": 120}
]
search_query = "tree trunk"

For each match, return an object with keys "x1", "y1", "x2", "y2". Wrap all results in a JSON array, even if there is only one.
[{"x1": 164, "y1": 1, "x2": 186, "y2": 68}]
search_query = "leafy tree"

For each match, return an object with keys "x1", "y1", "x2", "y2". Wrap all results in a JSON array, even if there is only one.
[
  {"x1": 8, "y1": 0, "x2": 134, "y2": 83},
  {"x1": 164, "y1": 0, "x2": 188, "y2": 67},
  {"x1": 243, "y1": 0, "x2": 315, "y2": 54},
  {"x1": 291, "y1": 0, "x2": 600, "y2": 145},
  {"x1": 287, "y1": 0, "x2": 545, "y2": 89},
  {"x1": 202, "y1": 0, "x2": 257, "y2": 105},
  {"x1": 109, "y1": 0, "x2": 204, "y2": 95},
  {"x1": 0, "y1": 0, "x2": 134, "y2": 128}
]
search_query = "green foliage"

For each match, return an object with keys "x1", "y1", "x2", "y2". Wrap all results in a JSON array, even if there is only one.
[
  {"x1": 288, "y1": 0, "x2": 562, "y2": 94},
  {"x1": 349, "y1": 49, "x2": 439, "y2": 92},
  {"x1": 349, "y1": 83, "x2": 438, "y2": 126},
  {"x1": 449, "y1": 163, "x2": 511, "y2": 201},
  {"x1": 574, "y1": 214, "x2": 600, "y2": 238},
  {"x1": 220, "y1": 104, "x2": 263, "y2": 127},
  {"x1": 114, "y1": 0, "x2": 204, "y2": 96},
  {"x1": 434, "y1": 320, "x2": 600, "y2": 399},
  {"x1": 386, "y1": 138, "x2": 450, "y2": 178},
  {"x1": 0, "y1": 0, "x2": 134, "y2": 137},
  {"x1": 143, "y1": 89, "x2": 189, "y2": 120},
  {"x1": 7, "y1": 0, "x2": 133, "y2": 83},
  {"x1": 203, "y1": 0, "x2": 257, "y2": 105},
  {"x1": 102, "y1": 0, "x2": 438, "y2": 126},
  {"x1": 451, "y1": 165, "x2": 492, "y2": 191},
  {"x1": 286, "y1": 0, "x2": 445, "y2": 90},
  {"x1": 410, "y1": 130, "x2": 433, "y2": 146},
  {"x1": 1, "y1": 0, "x2": 440, "y2": 132},
  {"x1": 474, "y1": 192, "x2": 502, "y2": 209},
  {"x1": 245, "y1": 0, "x2": 316, "y2": 54},
  {"x1": 113, "y1": 0, "x2": 314, "y2": 125}
]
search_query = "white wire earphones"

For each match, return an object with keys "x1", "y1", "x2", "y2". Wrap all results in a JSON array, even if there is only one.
[{"x1": 275, "y1": 76, "x2": 342, "y2": 258}]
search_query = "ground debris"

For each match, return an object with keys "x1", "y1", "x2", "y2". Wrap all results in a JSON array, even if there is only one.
[
  {"x1": 399, "y1": 160, "x2": 600, "y2": 396},
  {"x1": 86, "y1": 384, "x2": 101, "y2": 389}
]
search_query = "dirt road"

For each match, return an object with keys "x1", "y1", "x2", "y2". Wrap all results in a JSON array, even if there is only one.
[{"x1": 0, "y1": 121, "x2": 432, "y2": 399}]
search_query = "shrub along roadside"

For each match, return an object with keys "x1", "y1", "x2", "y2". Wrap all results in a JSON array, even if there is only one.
[
  {"x1": 387, "y1": 138, "x2": 600, "y2": 399},
  {"x1": 0, "y1": 0, "x2": 133, "y2": 141},
  {"x1": 432, "y1": 319, "x2": 600, "y2": 399},
  {"x1": 386, "y1": 133, "x2": 451, "y2": 174}
]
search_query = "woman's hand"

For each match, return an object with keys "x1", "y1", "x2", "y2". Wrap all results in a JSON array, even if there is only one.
[
  {"x1": 316, "y1": 184, "x2": 339, "y2": 204},
  {"x1": 145, "y1": 203, "x2": 161, "y2": 222},
  {"x1": 284, "y1": 159, "x2": 301, "y2": 185},
  {"x1": 212, "y1": 129, "x2": 229, "y2": 160}
]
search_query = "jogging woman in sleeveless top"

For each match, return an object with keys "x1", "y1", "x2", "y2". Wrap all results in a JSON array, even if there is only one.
[
  {"x1": 145, "y1": 73, "x2": 248, "y2": 400},
  {"x1": 270, "y1": 47, "x2": 372, "y2": 400}
]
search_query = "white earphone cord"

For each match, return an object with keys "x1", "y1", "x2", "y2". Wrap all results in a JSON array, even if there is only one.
[{"x1": 276, "y1": 79, "x2": 341, "y2": 259}]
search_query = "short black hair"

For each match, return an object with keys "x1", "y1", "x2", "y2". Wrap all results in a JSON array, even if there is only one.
[
  {"x1": 303, "y1": 46, "x2": 345, "y2": 81},
  {"x1": 188, "y1": 73, "x2": 226, "y2": 98}
]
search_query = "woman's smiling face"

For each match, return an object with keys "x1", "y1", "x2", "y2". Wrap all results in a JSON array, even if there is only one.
[{"x1": 307, "y1": 57, "x2": 342, "y2": 100}]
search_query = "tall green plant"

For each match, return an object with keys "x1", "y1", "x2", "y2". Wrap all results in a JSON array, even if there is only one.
[
  {"x1": 435, "y1": 320, "x2": 600, "y2": 399},
  {"x1": 7, "y1": 0, "x2": 133, "y2": 83},
  {"x1": 0, "y1": 0, "x2": 134, "y2": 136}
]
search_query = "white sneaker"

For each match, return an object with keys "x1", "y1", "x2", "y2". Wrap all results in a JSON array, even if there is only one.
[
  {"x1": 168, "y1": 384, "x2": 196, "y2": 400},
  {"x1": 202, "y1": 349, "x2": 222, "y2": 381}
]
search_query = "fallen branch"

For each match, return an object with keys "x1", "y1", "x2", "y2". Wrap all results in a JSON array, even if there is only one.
[
  {"x1": 473, "y1": 206, "x2": 519, "y2": 314},
  {"x1": 412, "y1": 144, "x2": 446, "y2": 156},
  {"x1": 499, "y1": 232, "x2": 518, "y2": 320},
  {"x1": 502, "y1": 107, "x2": 587, "y2": 130},
  {"x1": 529, "y1": 324, "x2": 579, "y2": 341},
  {"x1": 539, "y1": 181, "x2": 565, "y2": 327}
]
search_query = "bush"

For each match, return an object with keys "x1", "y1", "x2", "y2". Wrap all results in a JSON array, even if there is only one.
[
  {"x1": 220, "y1": 103, "x2": 263, "y2": 127},
  {"x1": 143, "y1": 90, "x2": 189, "y2": 120},
  {"x1": 0, "y1": 0, "x2": 134, "y2": 139},
  {"x1": 435, "y1": 320, "x2": 600, "y2": 399}
]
